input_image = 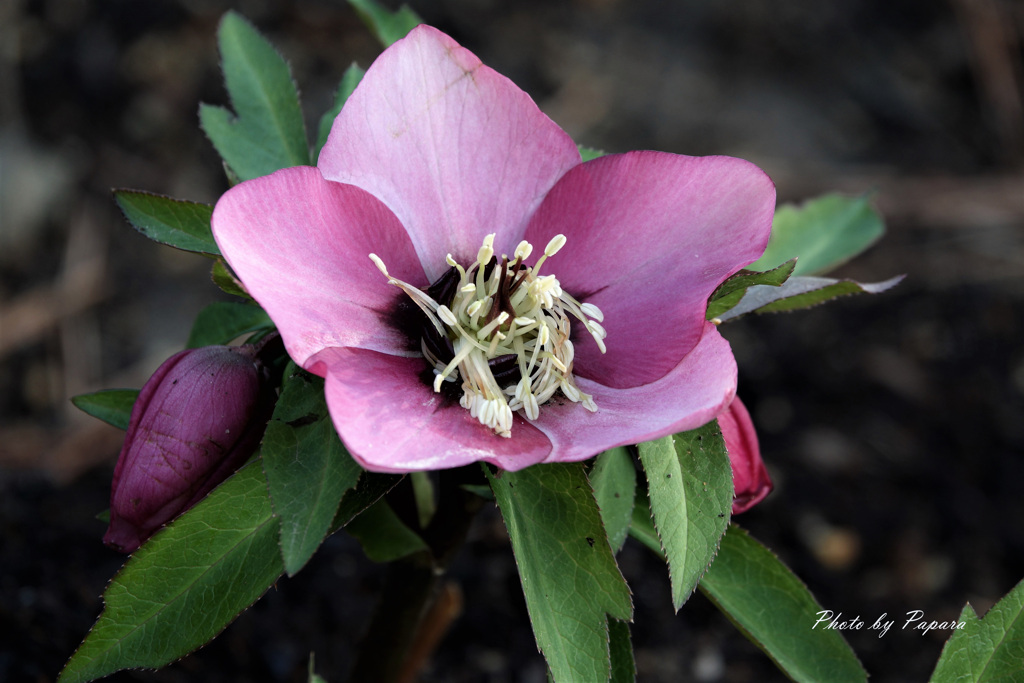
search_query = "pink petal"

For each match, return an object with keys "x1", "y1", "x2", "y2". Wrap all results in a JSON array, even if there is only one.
[
  {"x1": 718, "y1": 396, "x2": 773, "y2": 514},
  {"x1": 524, "y1": 151, "x2": 775, "y2": 388},
  {"x1": 319, "y1": 25, "x2": 581, "y2": 282},
  {"x1": 317, "y1": 347, "x2": 552, "y2": 472},
  {"x1": 212, "y1": 166, "x2": 426, "y2": 368},
  {"x1": 530, "y1": 322, "x2": 737, "y2": 463}
]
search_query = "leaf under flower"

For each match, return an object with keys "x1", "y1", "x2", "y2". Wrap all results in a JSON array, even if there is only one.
[
  {"x1": 716, "y1": 274, "x2": 905, "y2": 321},
  {"x1": 186, "y1": 301, "x2": 273, "y2": 348},
  {"x1": 488, "y1": 462, "x2": 632, "y2": 683},
  {"x1": 70, "y1": 389, "x2": 139, "y2": 430},
  {"x1": 199, "y1": 11, "x2": 310, "y2": 181},
  {"x1": 347, "y1": 0, "x2": 422, "y2": 47},
  {"x1": 637, "y1": 424, "x2": 732, "y2": 611},
  {"x1": 750, "y1": 193, "x2": 885, "y2": 276},
  {"x1": 263, "y1": 366, "x2": 364, "y2": 576},
  {"x1": 700, "y1": 525, "x2": 868, "y2": 682},
  {"x1": 706, "y1": 258, "x2": 796, "y2": 320},
  {"x1": 60, "y1": 461, "x2": 398, "y2": 683},
  {"x1": 929, "y1": 577, "x2": 1024, "y2": 682},
  {"x1": 114, "y1": 190, "x2": 218, "y2": 255}
]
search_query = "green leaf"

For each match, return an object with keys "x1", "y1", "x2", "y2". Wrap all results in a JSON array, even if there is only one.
[
  {"x1": 347, "y1": 0, "x2": 422, "y2": 47},
  {"x1": 114, "y1": 191, "x2": 218, "y2": 256},
  {"x1": 589, "y1": 447, "x2": 636, "y2": 553},
  {"x1": 637, "y1": 424, "x2": 732, "y2": 610},
  {"x1": 460, "y1": 483, "x2": 494, "y2": 500},
  {"x1": 716, "y1": 274, "x2": 904, "y2": 322},
  {"x1": 608, "y1": 618, "x2": 636, "y2": 683},
  {"x1": 929, "y1": 578, "x2": 1024, "y2": 682},
  {"x1": 579, "y1": 145, "x2": 607, "y2": 162},
  {"x1": 211, "y1": 259, "x2": 251, "y2": 299},
  {"x1": 329, "y1": 472, "x2": 403, "y2": 533},
  {"x1": 308, "y1": 653, "x2": 328, "y2": 683},
  {"x1": 699, "y1": 525, "x2": 867, "y2": 683},
  {"x1": 262, "y1": 367, "x2": 363, "y2": 576},
  {"x1": 706, "y1": 259, "x2": 796, "y2": 320},
  {"x1": 60, "y1": 460, "x2": 283, "y2": 683},
  {"x1": 410, "y1": 471, "x2": 437, "y2": 529},
  {"x1": 71, "y1": 389, "x2": 139, "y2": 430},
  {"x1": 627, "y1": 490, "x2": 663, "y2": 557},
  {"x1": 186, "y1": 301, "x2": 273, "y2": 348},
  {"x1": 199, "y1": 11, "x2": 310, "y2": 181},
  {"x1": 751, "y1": 193, "x2": 885, "y2": 276},
  {"x1": 345, "y1": 499, "x2": 428, "y2": 563},
  {"x1": 487, "y1": 462, "x2": 632, "y2": 683},
  {"x1": 61, "y1": 462, "x2": 395, "y2": 683},
  {"x1": 315, "y1": 63, "x2": 365, "y2": 159}
]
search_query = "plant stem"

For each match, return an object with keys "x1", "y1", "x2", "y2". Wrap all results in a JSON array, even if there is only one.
[
  {"x1": 347, "y1": 466, "x2": 485, "y2": 683},
  {"x1": 348, "y1": 551, "x2": 438, "y2": 683}
]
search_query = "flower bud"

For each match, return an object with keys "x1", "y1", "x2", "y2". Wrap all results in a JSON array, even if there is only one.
[
  {"x1": 719, "y1": 396, "x2": 773, "y2": 514},
  {"x1": 103, "y1": 338, "x2": 279, "y2": 552}
]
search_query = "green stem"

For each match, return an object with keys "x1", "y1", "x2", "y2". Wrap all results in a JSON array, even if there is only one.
[
  {"x1": 347, "y1": 551, "x2": 438, "y2": 683},
  {"x1": 347, "y1": 467, "x2": 485, "y2": 683}
]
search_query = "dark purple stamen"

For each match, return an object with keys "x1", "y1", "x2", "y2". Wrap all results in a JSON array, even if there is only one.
[
  {"x1": 488, "y1": 353, "x2": 521, "y2": 386},
  {"x1": 425, "y1": 265, "x2": 460, "y2": 309},
  {"x1": 485, "y1": 257, "x2": 515, "y2": 327},
  {"x1": 421, "y1": 322, "x2": 455, "y2": 365}
]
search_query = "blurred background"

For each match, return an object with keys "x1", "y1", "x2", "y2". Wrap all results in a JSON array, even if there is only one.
[{"x1": 2, "y1": 0, "x2": 1023, "y2": 681}]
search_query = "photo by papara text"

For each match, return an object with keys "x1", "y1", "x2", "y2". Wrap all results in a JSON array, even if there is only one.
[{"x1": 813, "y1": 610, "x2": 967, "y2": 638}]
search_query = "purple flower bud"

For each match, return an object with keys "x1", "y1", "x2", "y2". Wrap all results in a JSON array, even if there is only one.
[{"x1": 103, "y1": 339, "x2": 279, "y2": 552}]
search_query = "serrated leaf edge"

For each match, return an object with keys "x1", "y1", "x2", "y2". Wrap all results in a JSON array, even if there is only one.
[{"x1": 59, "y1": 506, "x2": 281, "y2": 682}]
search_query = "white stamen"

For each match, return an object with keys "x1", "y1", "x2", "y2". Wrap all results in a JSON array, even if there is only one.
[
  {"x1": 587, "y1": 320, "x2": 608, "y2": 339},
  {"x1": 514, "y1": 240, "x2": 533, "y2": 260},
  {"x1": 547, "y1": 354, "x2": 568, "y2": 373},
  {"x1": 544, "y1": 234, "x2": 567, "y2": 257},
  {"x1": 369, "y1": 253, "x2": 389, "y2": 276},
  {"x1": 580, "y1": 302, "x2": 604, "y2": 322},
  {"x1": 370, "y1": 233, "x2": 604, "y2": 437},
  {"x1": 477, "y1": 233, "x2": 496, "y2": 265},
  {"x1": 560, "y1": 379, "x2": 581, "y2": 402},
  {"x1": 476, "y1": 311, "x2": 509, "y2": 339},
  {"x1": 524, "y1": 393, "x2": 540, "y2": 420},
  {"x1": 437, "y1": 305, "x2": 458, "y2": 326}
]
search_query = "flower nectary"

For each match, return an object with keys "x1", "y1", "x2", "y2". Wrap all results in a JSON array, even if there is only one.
[{"x1": 371, "y1": 233, "x2": 606, "y2": 437}]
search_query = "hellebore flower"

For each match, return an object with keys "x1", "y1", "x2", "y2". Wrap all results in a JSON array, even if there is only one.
[
  {"x1": 211, "y1": 25, "x2": 776, "y2": 473},
  {"x1": 104, "y1": 340, "x2": 278, "y2": 552},
  {"x1": 719, "y1": 396, "x2": 773, "y2": 514}
]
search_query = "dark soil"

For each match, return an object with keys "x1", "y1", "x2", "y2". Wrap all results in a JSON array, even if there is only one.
[{"x1": 3, "y1": 1, "x2": 1023, "y2": 681}]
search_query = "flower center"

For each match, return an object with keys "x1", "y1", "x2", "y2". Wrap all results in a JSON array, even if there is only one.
[{"x1": 370, "y1": 234, "x2": 607, "y2": 437}]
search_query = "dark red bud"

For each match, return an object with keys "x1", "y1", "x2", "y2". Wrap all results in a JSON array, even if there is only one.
[
  {"x1": 719, "y1": 396, "x2": 773, "y2": 514},
  {"x1": 103, "y1": 338, "x2": 278, "y2": 552}
]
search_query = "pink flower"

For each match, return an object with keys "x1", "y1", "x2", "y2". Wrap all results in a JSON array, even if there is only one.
[
  {"x1": 104, "y1": 341, "x2": 278, "y2": 552},
  {"x1": 719, "y1": 396, "x2": 773, "y2": 514},
  {"x1": 211, "y1": 26, "x2": 775, "y2": 473}
]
